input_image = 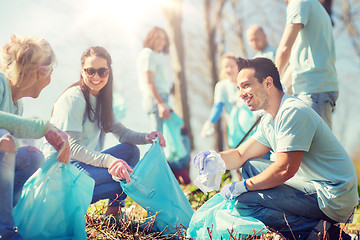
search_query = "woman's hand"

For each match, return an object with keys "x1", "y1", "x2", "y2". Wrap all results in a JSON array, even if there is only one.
[
  {"x1": 145, "y1": 130, "x2": 166, "y2": 147},
  {"x1": 45, "y1": 122, "x2": 70, "y2": 164},
  {"x1": 157, "y1": 103, "x2": 170, "y2": 120},
  {"x1": 108, "y1": 159, "x2": 133, "y2": 183}
]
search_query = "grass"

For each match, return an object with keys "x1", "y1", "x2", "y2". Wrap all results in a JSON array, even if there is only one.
[{"x1": 85, "y1": 172, "x2": 360, "y2": 239}]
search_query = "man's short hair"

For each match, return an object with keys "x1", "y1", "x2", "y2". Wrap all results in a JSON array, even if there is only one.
[{"x1": 236, "y1": 57, "x2": 283, "y2": 91}]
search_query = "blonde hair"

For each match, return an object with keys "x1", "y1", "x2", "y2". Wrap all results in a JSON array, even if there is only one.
[
  {"x1": 219, "y1": 53, "x2": 237, "y2": 80},
  {"x1": 0, "y1": 35, "x2": 56, "y2": 88}
]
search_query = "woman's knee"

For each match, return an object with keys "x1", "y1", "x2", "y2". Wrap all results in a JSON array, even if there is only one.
[
  {"x1": 0, "y1": 129, "x2": 16, "y2": 153},
  {"x1": 16, "y1": 146, "x2": 45, "y2": 170}
]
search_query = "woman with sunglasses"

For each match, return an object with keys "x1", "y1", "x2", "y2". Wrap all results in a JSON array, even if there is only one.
[
  {"x1": 0, "y1": 35, "x2": 70, "y2": 240},
  {"x1": 43, "y1": 46, "x2": 166, "y2": 217},
  {"x1": 137, "y1": 26, "x2": 172, "y2": 132}
]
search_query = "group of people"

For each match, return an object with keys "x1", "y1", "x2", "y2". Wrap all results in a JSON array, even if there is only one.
[
  {"x1": 0, "y1": 32, "x2": 168, "y2": 239},
  {"x1": 0, "y1": 0, "x2": 358, "y2": 240},
  {"x1": 194, "y1": 0, "x2": 358, "y2": 239}
]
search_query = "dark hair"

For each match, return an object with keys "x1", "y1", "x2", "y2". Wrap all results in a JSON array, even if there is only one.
[
  {"x1": 143, "y1": 27, "x2": 169, "y2": 54},
  {"x1": 236, "y1": 57, "x2": 283, "y2": 91},
  {"x1": 69, "y1": 46, "x2": 114, "y2": 132}
]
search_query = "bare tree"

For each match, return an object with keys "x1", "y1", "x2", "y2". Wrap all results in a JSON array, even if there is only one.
[
  {"x1": 203, "y1": 0, "x2": 227, "y2": 151},
  {"x1": 163, "y1": 0, "x2": 194, "y2": 148}
]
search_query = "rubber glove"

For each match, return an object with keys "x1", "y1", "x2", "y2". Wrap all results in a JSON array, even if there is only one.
[
  {"x1": 146, "y1": 130, "x2": 166, "y2": 147},
  {"x1": 193, "y1": 150, "x2": 211, "y2": 172},
  {"x1": 45, "y1": 122, "x2": 70, "y2": 164},
  {"x1": 220, "y1": 180, "x2": 248, "y2": 200},
  {"x1": 108, "y1": 159, "x2": 133, "y2": 183},
  {"x1": 200, "y1": 121, "x2": 215, "y2": 137}
]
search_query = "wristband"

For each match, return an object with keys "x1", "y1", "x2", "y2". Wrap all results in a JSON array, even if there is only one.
[{"x1": 244, "y1": 179, "x2": 249, "y2": 191}]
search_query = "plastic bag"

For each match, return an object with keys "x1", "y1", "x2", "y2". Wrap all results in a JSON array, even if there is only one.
[
  {"x1": 13, "y1": 154, "x2": 95, "y2": 240},
  {"x1": 193, "y1": 150, "x2": 226, "y2": 194},
  {"x1": 227, "y1": 104, "x2": 255, "y2": 148},
  {"x1": 187, "y1": 194, "x2": 267, "y2": 239},
  {"x1": 120, "y1": 141, "x2": 194, "y2": 235},
  {"x1": 163, "y1": 112, "x2": 189, "y2": 170}
]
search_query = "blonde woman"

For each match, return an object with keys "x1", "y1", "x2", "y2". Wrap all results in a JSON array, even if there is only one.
[{"x1": 0, "y1": 35, "x2": 70, "y2": 240}]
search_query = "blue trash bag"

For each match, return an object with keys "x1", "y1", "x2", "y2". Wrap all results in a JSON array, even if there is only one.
[
  {"x1": 163, "y1": 112, "x2": 189, "y2": 170},
  {"x1": 168, "y1": 133, "x2": 191, "y2": 170},
  {"x1": 187, "y1": 194, "x2": 267, "y2": 239},
  {"x1": 113, "y1": 91, "x2": 127, "y2": 121},
  {"x1": 120, "y1": 141, "x2": 194, "y2": 235},
  {"x1": 227, "y1": 104, "x2": 255, "y2": 148},
  {"x1": 13, "y1": 154, "x2": 95, "y2": 240}
]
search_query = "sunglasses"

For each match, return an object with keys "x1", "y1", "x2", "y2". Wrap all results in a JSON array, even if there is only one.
[{"x1": 83, "y1": 67, "x2": 109, "y2": 78}]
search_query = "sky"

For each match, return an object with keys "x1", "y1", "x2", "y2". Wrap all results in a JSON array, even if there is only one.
[
  {"x1": 0, "y1": 0, "x2": 170, "y2": 151},
  {"x1": 1, "y1": 0, "x2": 360, "y2": 159}
]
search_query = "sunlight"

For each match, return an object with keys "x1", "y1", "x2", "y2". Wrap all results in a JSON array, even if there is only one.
[{"x1": 86, "y1": 0, "x2": 171, "y2": 24}]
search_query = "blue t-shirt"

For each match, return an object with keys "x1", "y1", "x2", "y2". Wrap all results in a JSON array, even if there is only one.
[
  {"x1": 252, "y1": 94, "x2": 358, "y2": 222},
  {"x1": 213, "y1": 78, "x2": 239, "y2": 122},
  {"x1": 0, "y1": 72, "x2": 23, "y2": 115},
  {"x1": 253, "y1": 45, "x2": 276, "y2": 61},
  {"x1": 287, "y1": 0, "x2": 338, "y2": 94}
]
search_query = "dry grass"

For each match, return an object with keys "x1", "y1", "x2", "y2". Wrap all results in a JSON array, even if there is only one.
[{"x1": 85, "y1": 170, "x2": 360, "y2": 240}]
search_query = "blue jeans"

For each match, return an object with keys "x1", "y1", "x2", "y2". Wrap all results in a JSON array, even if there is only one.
[
  {"x1": 71, "y1": 143, "x2": 140, "y2": 207},
  {"x1": 235, "y1": 158, "x2": 334, "y2": 240},
  {"x1": 0, "y1": 129, "x2": 45, "y2": 240},
  {"x1": 143, "y1": 94, "x2": 169, "y2": 132},
  {"x1": 295, "y1": 91, "x2": 338, "y2": 129}
]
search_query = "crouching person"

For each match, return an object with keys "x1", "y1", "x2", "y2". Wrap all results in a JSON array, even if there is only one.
[{"x1": 193, "y1": 57, "x2": 358, "y2": 240}]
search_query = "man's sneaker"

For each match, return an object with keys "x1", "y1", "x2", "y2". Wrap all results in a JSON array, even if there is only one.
[{"x1": 306, "y1": 220, "x2": 352, "y2": 240}]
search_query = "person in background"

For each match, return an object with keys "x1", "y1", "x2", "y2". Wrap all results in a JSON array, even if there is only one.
[
  {"x1": 246, "y1": 24, "x2": 276, "y2": 61},
  {"x1": 42, "y1": 46, "x2": 165, "y2": 218},
  {"x1": 247, "y1": 24, "x2": 293, "y2": 94},
  {"x1": 275, "y1": 0, "x2": 338, "y2": 129},
  {"x1": 137, "y1": 26, "x2": 173, "y2": 132},
  {"x1": 193, "y1": 57, "x2": 357, "y2": 240},
  {"x1": 201, "y1": 54, "x2": 262, "y2": 181},
  {"x1": 0, "y1": 35, "x2": 70, "y2": 240},
  {"x1": 137, "y1": 27, "x2": 191, "y2": 184}
]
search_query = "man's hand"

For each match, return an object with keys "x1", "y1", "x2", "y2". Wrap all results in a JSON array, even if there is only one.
[
  {"x1": 45, "y1": 122, "x2": 70, "y2": 164},
  {"x1": 193, "y1": 150, "x2": 211, "y2": 172},
  {"x1": 220, "y1": 180, "x2": 248, "y2": 200},
  {"x1": 108, "y1": 159, "x2": 133, "y2": 183}
]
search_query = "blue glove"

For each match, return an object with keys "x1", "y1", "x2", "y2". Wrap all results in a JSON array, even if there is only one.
[
  {"x1": 220, "y1": 180, "x2": 248, "y2": 200},
  {"x1": 193, "y1": 150, "x2": 211, "y2": 172}
]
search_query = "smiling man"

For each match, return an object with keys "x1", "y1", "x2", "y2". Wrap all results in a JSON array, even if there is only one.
[{"x1": 192, "y1": 57, "x2": 358, "y2": 240}]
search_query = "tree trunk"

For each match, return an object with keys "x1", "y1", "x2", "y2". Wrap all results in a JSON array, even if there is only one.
[
  {"x1": 204, "y1": 0, "x2": 226, "y2": 151},
  {"x1": 163, "y1": 0, "x2": 194, "y2": 149}
]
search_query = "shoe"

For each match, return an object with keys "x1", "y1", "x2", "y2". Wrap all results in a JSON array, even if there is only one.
[
  {"x1": 306, "y1": 220, "x2": 352, "y2": 240},
  {"x1": 327, "y1": 223, "x2": 352, "y2": 240}
]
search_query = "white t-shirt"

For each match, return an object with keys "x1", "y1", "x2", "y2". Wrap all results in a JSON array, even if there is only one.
[{"x1": 137, "y1": 47, "x2": 173, "y2": 97}]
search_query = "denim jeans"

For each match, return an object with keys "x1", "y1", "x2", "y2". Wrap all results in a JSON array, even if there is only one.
[
  {"x1": 295, "y1": 91, "x2": 338, "y2": 129},
  {"x1": 71, "y1": 143, "x2": 140, "y2": 207},
  {"x1": 0, "y1": 129, "x2": 45, "y2": 240},
  {"x1": 235, "y1": 158, "x2": 334, "y2": 240},
  {"x1": 143, "y1": 94, "x2": 169, "y2": 132}
]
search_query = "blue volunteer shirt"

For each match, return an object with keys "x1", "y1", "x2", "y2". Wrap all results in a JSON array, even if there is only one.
[
  {"x1": 252, "y1": 94, "x2": 358, "y2": 222},
  {"x1": 287, "y1": 0, "x2": 338, "y2": 94}
]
